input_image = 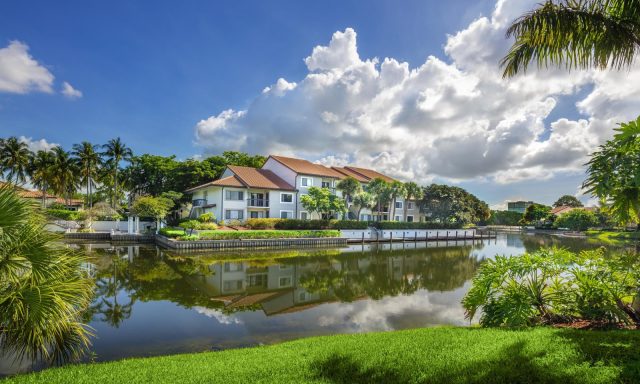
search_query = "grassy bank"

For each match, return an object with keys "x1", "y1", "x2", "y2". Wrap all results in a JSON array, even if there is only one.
[
  {"x1": 585, "y1": 230, "x2": 640, "y2": 244},
  {"x1": 7, "y1": 327, "x2": 640, "y2": 384}
]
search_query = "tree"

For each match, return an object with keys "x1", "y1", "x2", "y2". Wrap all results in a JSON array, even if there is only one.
[
  {"x1": 300, "y1": 186, "x2": 346, "y2": 219},
  {"x1": 0, "y1": 184, "x2": 94, "y2": 364},
  {"x1": 420, "y1": 184, "x2": 490, "y2": 224},
  {"x1": 366, "y1": 178, "x2": 390, "y2": 221},
  {"x1": 388, "y1": 180, "x2": 406, "y2": 221},
  {"x1": 523, "y1": 203, "x2": 552, "y2": 225},
  {"x1": 553, "y1": 194, "x2": 584, "y2": 207},
  {"x1": 403, "y1": 182, "x2": 423, "y2": 221},
  {"x1": 583, "y1": 116, "x2": 640, "y2": 225},
  {"x1": 555, "y1": 209, "x2": 599, "y2": 231},
  {"x1": 336, "y1": 176, "x2": 362, "y2": 218},
  {"x1": 502, "y1": 0, "x2": 640, "y2": 78},
  {"x1": 131, "y1": 195, "x2": 174, "y2": 233},
  {"x1": 0, "y1": 136, "x2": 31, "y2": 185},
  {"x1": 102, "y1": 138, "x2": 133, "y2": 208},
  {"x1": 28, "y1": 149, "x2": 55, "y2": 208},
  {"x1": 72, "y1": 142, "x2": 102, "y2": 208},
  {"x1": 353, "y1": 191, "x2": 375, "y2": 221},
  {"x1": 487, "y1": 210, "x2": 523, "y2": 226},
  {"x1": 51, "y1": 146, "x2": 80, "y2": 205}
]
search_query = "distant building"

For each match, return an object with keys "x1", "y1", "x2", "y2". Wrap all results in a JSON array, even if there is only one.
[{"x1": 507, "y1": 201, "x2": 534, "y2": 214}]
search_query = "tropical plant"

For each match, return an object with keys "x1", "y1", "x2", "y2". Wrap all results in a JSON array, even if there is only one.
[
  {"x1": 420, "y1": 184, "x2": 490, "y2": 224},
  {"x1": 0, "y1": 136, "x2": 31, "y2": 185},
  {"x1": 131, "y1": 195, "x2": 174, "y2": 233},
  {"x1": 50, "y1": 146, "x2": 80, "y2": 205},
  {"x1": 388, "y1": 180, "x2": 406, "y2": 221},
  {"x1": 353, "y1": 191, "x2": 375, "y2": 221},
  {"x1": 0, "y1": 185, "x2": 94, "y2": 364},
  {"x1": 555, "y1": 209, "x2": 599, "y2": 231},
  {"x1": 102, "y1": 138, "x2": 133, "y2": 208},
  {"x1": 300, "y1": 186, "x2": 347, "y2": 219},
  {"x1": 72, "y1": 142, "x2": 102, "y2": 208},
  {"x1": 28, "y1": 149, "x2": 55, "y2": 208},
  {"x1": 583, "y1": 116, "x2": 640, "y2": 225},
  {"x1": 403, "y1": 182, "x2": 423, "y2": 221},
  {"x1": 501, "y1": 0, "x2": 640, "y2": 77},
  {"x1": 487, "y1": 210, "x2": 523, "y2": 226},
  {"x1": 366, "y1": 178, "x2": 391, "y2": 221},
  {"x1": 553, "y1": 195, "x2": 584, "y2": 207},
  {"x1": 523, "y1": 203, "x2": 552, "y2": 225},
  {"x1": 336, "y1": 176, "x2": 362, "y2": 218}
]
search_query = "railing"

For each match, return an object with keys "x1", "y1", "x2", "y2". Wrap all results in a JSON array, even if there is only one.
[
  {"x1": 192, "y1": 199, "x2": 207, "y2": 206},
  {"x1": 247, "y1": 198, "x2": 269, "y2": 207}
]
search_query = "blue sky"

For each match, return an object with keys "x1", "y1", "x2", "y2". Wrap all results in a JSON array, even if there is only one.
[{"x1": 1, "y1": 0, "x2": 636, "y2": 207}]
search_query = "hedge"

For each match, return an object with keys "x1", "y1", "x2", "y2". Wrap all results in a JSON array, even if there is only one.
[
  {"x1": 274, "y1": 219, "x2": 332, "y2": 230},
  {"x1": 192, "y1": 230, "x2": 340, "y2": 240},
  {"x1": 46, "y1": 209, "x2": 87, "y2": 221},
  {"x1": 159, "y1": 228, "x2": 186, "y2": 238},
  {"x1": 371, "y1": 221, "x2": 463, "y2": 230},
  {"x1": 329, "y1": 220, "x2": 369, "y2": 229}
]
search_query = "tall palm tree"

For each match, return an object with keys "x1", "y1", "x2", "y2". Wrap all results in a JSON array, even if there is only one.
[
  {"x1": 102, "y1": 138, "x2": 133, "y2": 208},
  {"x1": 403, "y1": 182, "x2": 424, "y2": 221},
  {"x1": 51, "y1": 147, "x2": 80, "y2": 205},
  {"x1": 336, "y1": 176, "x2": 362, "y2": 219},
  {"x1": 353, "y1": 191, "x2": 375, "y2": 221},
  {"x1": 366, "y1": 178, "x2": 390, "y2": 221},
  {"x1": 502, "y1": 0, "x2": 640, "y2": 77},
  {"x1": 29, "y1": 150, "x2": 55, "y2": 208},
  {"x1": 72, "y1": 141, "x2": 102, "y2": 208},
  {"x1": 0, "y1": 136, "x2": 31, "y2": 185},
  {"x1": 389, "y1": 181, "x2": 406, "y2": 221},
  {"x1": 0, "y1": 185, "x2": 94, "y2": 364}
]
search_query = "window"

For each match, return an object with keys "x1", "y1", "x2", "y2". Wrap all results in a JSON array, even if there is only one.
[
  {"x1": 322, "y1": 181, "x2": 331, "y2": 188},
  {"x1": 395, "y1": 201, "x2": 403, "y2": 209},
  {"x1": 407, "y1": 202, "x2": 414, "y2": 210},
  {"x1": 300, "y1": 211, "x2": 308, "y2": 220},
  {"x1": 395, "y1": 216, "x2": 401, "y2": 221},
  {"x1": 223, "y1": 280, "x2": 243, "y2": 291},
  {"x1": 224, "y1": 262, "x2": 243, "y2": 272},
  {"x1": 279, "y1": 277, "x2": 292, "y2": 287},
  {"x1": 360, "y1": 214, "x2": 372, "y2": 221},
  {"x1": 250, "y1": 211, "x2": 261, "y2": 219},
  {"x1": 225, "y1": 210, "x2": 244, "y2": 220},
  {"x1": 298, "y1": 292, "x2": 306, "y2": 301},
  {"x1": 280, "y1": 193, "x2": 293, "y2": 203},
  {"x1": 301, "y1": 177, "x2": 312, "y2": 187},
  {"x1": 225, "y1": 190, "x2": 244, "y2": 201},
  {"x1": 407, "y1": 215, "x2": 414, "y2": 222},
  {"x1": 247, "y1": 274, "x2": 267, "y2": 288},
  {"x1": 280, "y1": 210, "x2": 293, "y2": 219}
]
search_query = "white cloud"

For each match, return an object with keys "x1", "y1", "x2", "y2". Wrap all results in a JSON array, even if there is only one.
[
  {"x1": 18, "y1": 136, "x2": 58, "y2": 152},
  {"x1": 61, "y1": 81, "x2": 82, "y2": 99},
  {"x1": 193, "y1": 306, "x2": 243, "y2": 325},
  {"x1": 0, "y1": 41, "x2": 54, "y2": 94},
  {"x1": 194, "y1": 0, "x2": 640, "y2": 187}
]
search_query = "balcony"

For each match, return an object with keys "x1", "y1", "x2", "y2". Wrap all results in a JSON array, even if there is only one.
[
  {"x1": 192, "y1": 199, "x2": 207, "y2": 207},
  {"x1": 247, "y1": 198, "x2": 269, "y2": 207}
]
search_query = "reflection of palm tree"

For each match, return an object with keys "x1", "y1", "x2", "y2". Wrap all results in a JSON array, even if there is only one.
[{"x1": 91, "y1": 257, "x2": 135, "y2": 328}]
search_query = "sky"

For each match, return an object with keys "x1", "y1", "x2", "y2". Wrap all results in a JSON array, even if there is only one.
[{"x1": 1, "y1": 0, "x2": 639, "y2": 209}]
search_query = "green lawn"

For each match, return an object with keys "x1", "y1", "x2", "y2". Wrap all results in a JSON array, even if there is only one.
[
  {"x1": 6, "y1": 327, "x2": 640, "y2": 384},
  {"x1": 585, "y1": 230, "x2": 640, "y2": 244}
]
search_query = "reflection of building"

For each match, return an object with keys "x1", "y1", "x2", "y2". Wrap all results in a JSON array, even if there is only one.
[{"x1": 507, "y1": 201, "x2": 533, "y2": 214}]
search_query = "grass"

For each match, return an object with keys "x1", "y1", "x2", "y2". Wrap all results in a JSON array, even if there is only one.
[
  {"x1": 6, "y1": 327, "x2": 640, "y2": 384},
  {"x1": 585, "y1": 230, "x2": 640, "y2": 244},
  {"x1": 183, "y1": 229, "x2": 340, "y2": 241}
]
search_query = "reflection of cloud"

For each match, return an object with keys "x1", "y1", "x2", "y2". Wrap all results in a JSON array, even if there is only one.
[
  {"x1": 194, "y1": 307, "x2": 243, "y2": 325},
  {"x1": 317, "y1": 288, "x2": 469, "y2": 332}
]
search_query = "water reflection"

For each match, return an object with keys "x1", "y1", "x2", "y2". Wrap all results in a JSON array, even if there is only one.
[{"x1": 1, "y1": 233, "x2": 614, "y2": 375}]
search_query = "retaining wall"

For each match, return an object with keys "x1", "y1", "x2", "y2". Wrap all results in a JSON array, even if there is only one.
[{"x1": 156, "y1": 234, "x2": 347, "y2": 250}]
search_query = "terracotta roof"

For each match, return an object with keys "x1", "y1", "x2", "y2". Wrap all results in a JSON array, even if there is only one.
[
  {"x1": 185, "y1": 175, "x2": 244, "y2": 192},
  {"x1": 269, "y1": 155, "x2": 345, "y2": 179},
  {"x1": 228, "y1": 165, "x2": 295, "y2": 191},
  {"x1": 332, "y1": 167, "x2": 370, "y2": 183},
  {"x1": 0, "y1": 182, "x2": 82, "y2": 204},
  {"x1": 333, "y1": 166, "x2": 396, "y2": 183},
  {"x1": 551, "y1": 206, "x2": 597, "y2": 215}
]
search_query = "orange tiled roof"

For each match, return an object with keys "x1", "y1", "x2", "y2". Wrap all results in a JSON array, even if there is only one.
[
  {"x1": 185, "y1": 175, "x2": 245, "y2": 192},
  {"x1": 551, "y1": 206, "x2": 596, "y2": 215},
  {"x1": 228, "y1": 165, "x2": 295, "y2": 191},
  {"x1": 269, "y1": 155, "x2": 345, "y2": 179},
  {"x1": 332, "y1": 167, "x2": 371, "y2": 183},
  {"x1": 334, "y1": 166, "x2": 396, "y2": 183}
]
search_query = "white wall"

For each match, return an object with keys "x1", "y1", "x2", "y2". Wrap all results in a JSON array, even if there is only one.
[{"x1": 262, "y1": 157, "x2": 297, "y2": 186}]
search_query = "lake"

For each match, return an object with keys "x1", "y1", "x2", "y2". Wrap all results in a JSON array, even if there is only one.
[{"x1": 0, "y1": 233, "x2": 618, "y2": 375}]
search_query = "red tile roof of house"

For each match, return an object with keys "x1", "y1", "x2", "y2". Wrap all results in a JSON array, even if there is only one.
[
  {"x1": 185, "y1": 166, "x2": 295, "y2": 192},
  {"x1": 332, "y1": 166, "x2": 396, "y2": 183},
  {"x1": 332, "y1": 167, "x2": 370, "y2": 182},
  {"x1": 550, "y1": 206, "x2": 597, "y2": 215},
  {"x1": 1, "y1": 181, "x2": 82, "y2": 205},
  {"x1": 269, "y1": 155, "x2": 345, "y2": 179}
]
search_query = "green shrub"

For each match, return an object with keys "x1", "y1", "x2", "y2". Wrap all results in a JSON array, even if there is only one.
[
  {"x1": 197, "y1": 222, "x2": 218, "y2": 230},
  {"x1": 177, "y1": 234, "x2": 200, "y2": 241},
  {"x1": 555, "y1": 209, "x2": 599, "y2": 231},
  {"x1": 372, "y1": 221, "x2": 462, "y2": 229},
  {"x1": 274, "y1": 219, "x2": 331, "y2": 230},
  {"x1": 329, "y1": 220, "x2": 369, "y2": 229},
  {"x1": 195, "y1": 230, "x2": 340, "y2": 240},
  {"x1": 245, "y1": 218, "x2": 283, "y2": 229},
  {"x1": 198, "y1": 212, "x2": 215, "y2": 223},
  {"x1": 46, "y1": 209, "x2": 87, "y2": 221},
  {"x1": 159, "y1": 228, "x2": 186, "y2": 238}
]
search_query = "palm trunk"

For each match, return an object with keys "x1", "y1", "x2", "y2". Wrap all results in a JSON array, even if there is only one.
[
  {"x1": 41, "y1": 187, "x2": 46, "y2": 209},
  {"x1": 357, "y1": 206, "x2": 363, "y2": 221},
  {"x1": 403, "y1": 198, "x2": 408, "y2": 221},
  {"x1": 391, "y1": 197, "x2": 396, "y2": 221},
  {"x1": 113, "y1": 168, "x2": 118, "y2": 209}
]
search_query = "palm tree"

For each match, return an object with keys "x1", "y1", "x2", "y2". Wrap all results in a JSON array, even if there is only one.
[
  {"x1": 366, "y1": 178, "x2": 390, "y2": 221},
  {"x1": 0, "y1": 184, "x2": 94, "y2": 364},
  {"x1": 102, "y1": 138, "x2": 133, "y2": 208},
  {"x1": 336, "y1": 176, "x2": 362, "y2": 219},
  {"x1": 29, "y1": 150, "x2": 55, "y2": 208},
  {"x1": 403, "y1": 182, "x2": 424, "y2": 221},
  {"x1": 353, "y1": 191, "x2": 375, "y2": 221},
  {"x1": 0, "y1": 136, "x2": 31, "y2": 185},
  {"x1": 502, "y1": 0, "x2": 640, "y2": 77},
  {"x1": 389, "y1": 180, "x2": 406, "y2": 221},
  {"x1": 51, "y1": 147, "x2": 80, "y2": 205},
  {"x1": 72, "y1": 142, "x2": 102, "y2": 208}
]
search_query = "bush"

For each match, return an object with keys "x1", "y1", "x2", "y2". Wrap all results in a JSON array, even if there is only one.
[
  {"x1": 245, "y1": 218, "x2": 283, "y2": 229},
  {"x1": 274, "y1": 219, "x2": 331, "y2": 230},
  {"x1": 195, "y1": 230, "x2": 340, "y2": 240},
  {"x1": 372, "y1": 221, "x2": 462, "y2": 230},
  {"x1": 197, "y1": 222, "x2": 218, "y2": 230},
  {"x1": 177, "y1": 234, "x2": 200, "y2": 241},
  {"x1": 159, "y1": 228, "x2": 186, "y2": 238},
  {"x1": 555, "y1": 209, "x2": 599, "y2": 231},
  {"x1": 198, "y1": 212, "x2": 215, "y2": 223},
  {"x1": 46, "y1": 209, "x2": 87, "y2": 221},
  {"x1": 462, "y1": 247, "x2": 640, "y2": 327},
  {"x1": 329, "y1": 220, "x2": 369, "y2": 229}
]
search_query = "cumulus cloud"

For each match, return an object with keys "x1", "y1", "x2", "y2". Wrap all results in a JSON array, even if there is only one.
[
  {"x1": 18, "y1": 136, "x2": 59, "y2": 152},
  {"x1": 194, "y1": 0, "x2": 640, "y2": 185},
  {"x1": 0, "y1": 41, "x2": 54, "y2": 94},
  {"x1": 193, "y1": 306, "x2": 243, "y2": 325},
  {"x1": 61, "y1": 81, "x2": 82, "y2": 99}
]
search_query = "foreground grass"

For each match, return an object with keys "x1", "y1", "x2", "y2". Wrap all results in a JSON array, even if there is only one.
[
  {"x1": 7, "y1": 327, "x2": 640, "y2": 384},
  {"x1": 585, "y1": 230, "x2": 640, "y2": 245}
]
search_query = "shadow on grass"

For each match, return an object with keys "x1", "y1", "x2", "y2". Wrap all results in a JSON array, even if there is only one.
[{"x1": 310, "y1": 354, "x2": 405, "y2": 384}]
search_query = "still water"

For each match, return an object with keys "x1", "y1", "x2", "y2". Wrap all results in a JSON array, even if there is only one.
[{"x1": 0, "y1": 233, "x2": 616, "y2": 375}]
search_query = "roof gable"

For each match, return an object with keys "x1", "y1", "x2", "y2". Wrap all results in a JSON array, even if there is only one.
[{"x1": 269, "y1": 155, "x2": 344, "y2": 179}]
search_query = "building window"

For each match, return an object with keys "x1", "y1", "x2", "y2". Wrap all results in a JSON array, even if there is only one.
[
  {"x1": 225, "y1": 210, "x2": 244, "y2": 220},
  {"x1": 225, "y1": 190, "x2": 244, "y2": 201},
  {"x1": 280, "y1": 210, "x2": 293, "y2": 219},
  {"x1": 395, "y1": 201, "x2": 403, "y2": 209},
  {"x1": 300, "y1": 211, "x2": 308, "y2": 220},
  {"x1": 280, "y1": 193, "x2": 293, "y2": 203},
  {"x1": 223, "y1": 280, "x2": 243, "y2": 291},
  {"x1": 301, "y1": 177, "x2": 312, "y2": 187},
  {"x1": 407, "y1": 215, "x2": 414, "y2": 222},
  {"x1": 298, "y1": 292, "x2": 306, "y2": 301},
  {"x1": 322, "y1": 181, "x2": 331, "y2": 188},
  {"x1": 407, "y1": 202, "x2": 414, "y2": 210},
  {"x1": 250, "y1": 211, "x2": 260, "y2": 219},
  {"x1": 224, "y1": 262, "x2": 243, "y2": 272},
  {"x1": 279, "y1": 277, "x2": 292, "y2": 287},
  {"x1": 395, "y1": 215, "x2": 401, "y2": 221},
  {"x1": 247, "y1": 274, "x2": 267, "y2": 288}
]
